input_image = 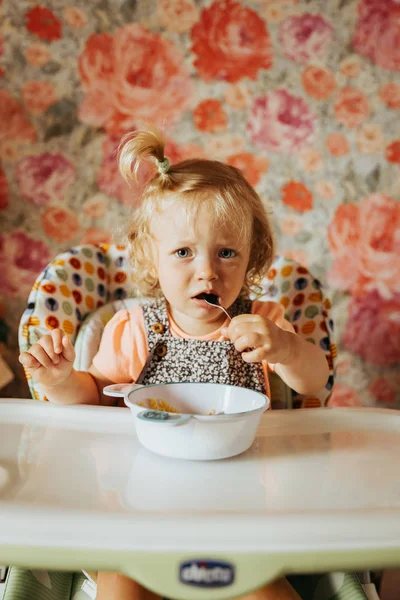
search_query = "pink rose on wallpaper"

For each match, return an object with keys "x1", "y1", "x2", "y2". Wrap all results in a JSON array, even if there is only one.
[
  {"x1": 328, "y1": 383, "x2": 362, "y2": 408},
  {"x1": 25, "y1": 43, "x2": 51, "y2": 67},
  {"x1": 279, "y1": 13, "x2": 334, "y2": 64},
  {"x1": 353, "y1": 0, "x2": 400, "y2": 72},
  {"x1": 328, "y1": 194, "x2": 400, "y2": 298},
  {"x1": 0, "y1": 165, "x2": 8, "y2": 210},
  {"x1": 343, "y1": 290, "x2": 400, "y2": 366},
  {"x1": 41, "y1": 206, "x2": 80, "y2": 243},
  {"x1": 0, "y1": 230, "x2": 51, "y2": 297},
  {"x1": 97, "y1": 135, "x2": 188, "y2": 206},
  {"x1": 247, "y1": 89, "x2": 315, "y2": 154},
  {"x1": 191, "y1": 0, "x2": 273, "y2": 83},
  {"x1": 369, "y1": 377, "x2": 396, "y2": 405},
  {"x1": 15, "y1": 153, "x2": 76, "y2": 206},
  {"x1": 379, "y1": 82, "x2": 400, "y2": 110},
  {"x1": 0, "y1": 90, "x2": 36, "y2": 161},
  {"x1": 226, "y1": 152, "x2": 269, "y2": 187},
  {"x1": 78, "y1": 24, "x2": 193, "y2": 134},
  {"x1": 334, "y1": 87, "x2": 370, "y2": 128}
]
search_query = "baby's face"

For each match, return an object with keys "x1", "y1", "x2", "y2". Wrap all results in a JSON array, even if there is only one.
[{"x1": 150, "y1": 202, "x2": 251, "y2": 335}]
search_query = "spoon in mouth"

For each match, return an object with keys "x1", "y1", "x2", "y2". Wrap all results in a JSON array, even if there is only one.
[
  {"x1": 198, "y1": 293, "x2": 253, "y2": 352},
  {"x1": 197, "y1": 293, "x2": 231, "y2": 321}
]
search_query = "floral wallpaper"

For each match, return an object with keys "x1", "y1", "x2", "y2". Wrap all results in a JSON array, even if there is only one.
[{"x1": 0, "y1": 0, "x2": 399, "y2": 405}]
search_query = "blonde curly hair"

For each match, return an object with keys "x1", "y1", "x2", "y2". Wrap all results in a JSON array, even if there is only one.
[{"x1": 118, "y1": 126, "x2": 275, "y2": 298}]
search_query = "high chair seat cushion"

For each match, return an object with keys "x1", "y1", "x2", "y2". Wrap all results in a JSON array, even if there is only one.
[
  {"x1": 19, "y1": 244, "x2": 335, "y2": 407},
  {"x1": 73, "y1": 298, "x2": 141, "y2": 371}
]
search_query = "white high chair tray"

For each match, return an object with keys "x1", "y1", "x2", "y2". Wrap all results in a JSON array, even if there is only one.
[{"x1": 1, "y1": 399, "x2": 400, "y2": 597}]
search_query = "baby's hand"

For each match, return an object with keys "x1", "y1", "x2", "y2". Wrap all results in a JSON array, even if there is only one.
[
  {"x1": 19, "y1": 329, "x2": 75, "y2": 388},
  {"x1": 222, "y1": 314, "x2": 292, "y2": 365}
]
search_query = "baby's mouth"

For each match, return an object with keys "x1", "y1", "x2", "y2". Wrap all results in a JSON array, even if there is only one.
[{"x1": 195, "y1": 293, "x2": 220, "y2": 306}]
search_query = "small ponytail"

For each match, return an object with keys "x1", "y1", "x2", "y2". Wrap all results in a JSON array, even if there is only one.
[{"x1": 118, "y1": 125, "x2": 169, "y2": 184}]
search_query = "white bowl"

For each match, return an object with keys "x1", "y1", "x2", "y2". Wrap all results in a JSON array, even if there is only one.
[{"x1": 122, "y1": 382, "x2": 269, "y2": 461}]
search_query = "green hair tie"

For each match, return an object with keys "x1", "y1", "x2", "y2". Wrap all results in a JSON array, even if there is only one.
[{"x1": 156, "y1": 157, "x2": 170, "y2": 174}]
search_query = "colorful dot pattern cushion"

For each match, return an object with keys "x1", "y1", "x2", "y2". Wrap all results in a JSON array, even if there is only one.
[
  {"x1": 19, "y1": 246, "x2": 335, "y2": 406},
  {"x1": 257, "y1": 256, "x2": 336, "y2": 408},
  {"x1": 18, "y1": 244, "x2": 134, "y2": 401}
]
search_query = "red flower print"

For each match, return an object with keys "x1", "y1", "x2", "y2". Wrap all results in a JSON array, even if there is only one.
[
  {"x1": 334, "y1": 87, "x2": 370, "y2": 128},
  {"x1": 25, "y1": 7, "x2": 62, "y2": 42},
  {"x1": 386, "y1": 141, "x2": 400, "y2": 164},
  {"x1": 353, "y1": 0, "x2": 400, "y2": 72},
  {"x1": 191, "y1": 0, "x2": 272, "y2": 83},
  {"x1": 281, "y1": 181, "x2": 313, "y2": 212},
  {"x1": 25, "y1": 43, "x2": 51, "y2": 67},
  {"x1": 325, "y1": 133, "x2": 350, "y2": 157},
  {"x1": 369, "y1": 377, "x2": 396, "y2": 405},
  {"x1": 15, "y1": 153, "x2": 76, "y2": 206},
  {"x1": 302, "y1": 65, "x2": 336, "y2": 100},
  {"x1": 379, "y1": 83, "x2": 400, "y2": 109},
  {"x1": 193, "y1": 99, "x2": 228, "y2": 133},
  {"x1": 328, "y1": 194, "x2": 400, "y2": 298},
  {"x1": 226, "y1": 152, "x2": 269, "y2": 186},
  {"x1": 328, "y1": 383, "x2": 362, "y2": 408},
  {"x1": 0, "y1": 230, "x2": 51, "y2": 298},
  {"x1": 343, "y1": 290, "x2": 400, "y2": 366},
  {"x1": 41, "y1": 206, "x2": 80, "y2": 243},
  {"x1": 78, "y1": 24, "x2": 193, "y2": 134}
]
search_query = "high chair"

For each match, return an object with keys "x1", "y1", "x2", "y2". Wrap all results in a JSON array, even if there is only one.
[{"x1": 2, "y1": 244, "x2": 370, "y2": 600}]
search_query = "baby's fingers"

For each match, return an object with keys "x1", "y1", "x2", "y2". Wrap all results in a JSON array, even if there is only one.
[
  {"x1": 241, "y1": 347, "x2": 266, "y2": 363},
  {"x1": 39, "y1": 335, "x2": 62, "y2": 364},
  {"x1": 61, "y1": 335, "x2": 75, "y2": 362},
  {"x1": 50, "y1": 328, "x2": 64, "y2": 354},
  {"x1": 19, "y1": 352, "x2": 41, "y2": 370},
  {"x1": 23, "y1": 344, "x2": 55, "y2": 369}
]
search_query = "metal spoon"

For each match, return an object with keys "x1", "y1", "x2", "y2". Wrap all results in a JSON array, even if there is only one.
[
  {"x1": 199, "y1": 293, "x2": 231, "y2": 321},
  {"x1": 201, "y1": 293, "x2": 253, "y2": 353}
]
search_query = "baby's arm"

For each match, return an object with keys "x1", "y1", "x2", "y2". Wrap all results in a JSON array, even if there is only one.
[
  {"x1": 224, "y1": 315, "x2": 329, "y2": 396},
  {"x1": 19, "y1": 328, "x2": 115, "y2": 406},
  {"x1": 273, "y1": 332, "x2": 329, "y2": 396}
]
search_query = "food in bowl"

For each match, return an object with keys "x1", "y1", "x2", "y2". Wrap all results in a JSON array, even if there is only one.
[
  {"x1": 138, "y1": 398, "x2": 180, "y2": 413},
  {"x1": 139, "y1": 397, "x2": 222, "y2": 415}
]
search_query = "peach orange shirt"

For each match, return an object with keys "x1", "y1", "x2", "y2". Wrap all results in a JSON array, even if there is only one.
[{"x1": 92, "y1": 300, "x2": 295, "y2": 399}]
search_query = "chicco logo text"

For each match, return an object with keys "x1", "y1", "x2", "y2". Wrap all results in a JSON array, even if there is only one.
[{"x1": 179, "y1": 560, "x2": 235, "y2": 588}]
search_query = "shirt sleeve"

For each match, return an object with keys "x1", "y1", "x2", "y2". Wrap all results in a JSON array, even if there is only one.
[
  {"x1": 92, "y1": 306, "x2": 149, "y2": 383},
  {"x1": 252, "y1": 300, "x2": 295, "y2": 374}
]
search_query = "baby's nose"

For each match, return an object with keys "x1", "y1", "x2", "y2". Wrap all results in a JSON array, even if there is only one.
[{"x1": 196, "y1": 258, "x2": 217, "y2": 280}]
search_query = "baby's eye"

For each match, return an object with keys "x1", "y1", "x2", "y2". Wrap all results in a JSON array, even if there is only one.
[
  {"x1": 219, "y1": 248, "x2": 236, "y2": 259},
  {"x1": 175, "y1": 248, "x2": 192, "y2": 258}
]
